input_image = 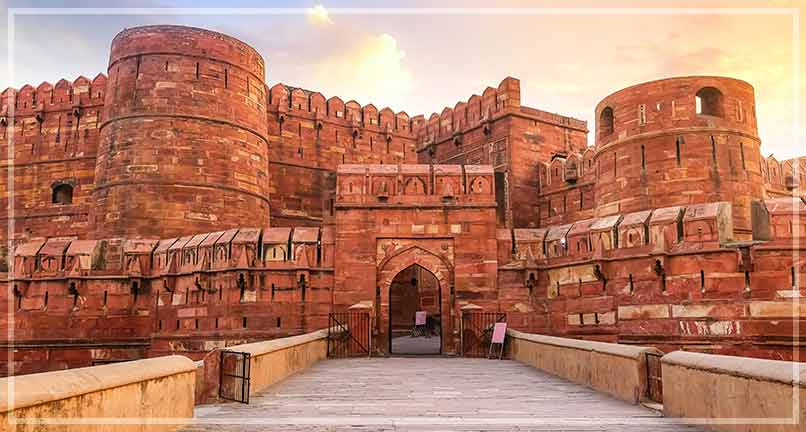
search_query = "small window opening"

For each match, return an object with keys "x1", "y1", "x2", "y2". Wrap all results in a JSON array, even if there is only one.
[
  {"x1": 641, "y1": 145, "x2": 646, "y2": 170},
  {"x1": 740, "y1": 143, "x2": 746, "y2": 170},
  {"x1": 695, "y1": 87, "x2": 724, "y2": 117},
  {"x1": 52, "y1": 183, "x2": 73, "y2": 205},
  {"x1": 711, "y1": 136, "x2": 717, "y2": 164},
  {"x1": 599, "y1": 106, "x2": 614, "y2": 137},
  {"x1": 238, "y1": 273, "x2": 246, "y2": 302},
  {"x1": 628, "y1": 274, "x2": 634, "y2": 294},
  {"x1": 700, "y1": 270, "x2": 706, "y2": 293},
  {"x1": 276, "y1": 317, "x2": 282, "y2": 328},
  {"x1": 613, "y1": 152, "x2": 618, "y2": 176},
  {"x1": 242, "y1": 317, "x2": 248, "y2": 328},
  {"x1": 792, "y1": 266, "x2": 797, "y2": 288}
]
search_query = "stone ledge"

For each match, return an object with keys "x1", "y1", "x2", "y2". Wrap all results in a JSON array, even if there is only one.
[
  {"x1": 229, "y1": 328, "x2": 330, "y2": 357},
  {"x1": 662, "y1": 351, "x2": 805, "y2": 387},
  {"x1": 0, "y1": 355, "x2": 196, "y2": 412},
  {"x1": 507, "y1": 328, "x2": 659, "y2": 359}
]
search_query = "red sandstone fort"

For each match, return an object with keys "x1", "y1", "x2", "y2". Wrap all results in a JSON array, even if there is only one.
[{"x1": 2, "y1": 25, "x2": 804, "y2": 375}]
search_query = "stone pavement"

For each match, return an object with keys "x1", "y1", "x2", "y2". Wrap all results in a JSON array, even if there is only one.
[
  {"x1": 390, "y1": 335, "x2": 442, "y2": 355},
  {"x1": 184, "y1": 358, "x2": 703, "y2": 431}
]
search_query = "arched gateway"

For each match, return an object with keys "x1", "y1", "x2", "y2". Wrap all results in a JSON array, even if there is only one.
[
  {"x1": 332, "y1": 164, "x2": 499, "y2": 356},
  {"x1": 376, "y1": 246, "x2": 454, "y2": 355}
]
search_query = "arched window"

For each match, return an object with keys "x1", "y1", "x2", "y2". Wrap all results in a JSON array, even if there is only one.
[
  {"x1": 599, "y1": 106, "x2": 614, "y2": 137},
  {"x1": 695, "y1": 87, "x2": 724, "y2": 117},
  {"x1": 52, "y1": 183, "x2": 73, "y2": 205}
]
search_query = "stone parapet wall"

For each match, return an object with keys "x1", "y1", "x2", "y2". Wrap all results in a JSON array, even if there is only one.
[
  {"x1": 0, "y1": 355, "x2": 196, "y2": 432},
  {"x1": 507, "y1": 328, "x2": 659, "y2": 403},
  {"x1": 662, "y1": 351, "x2": 805, "y2": 432},
  {"x1": 194, "y1": 327, "x2": 334, "y2": 404}
]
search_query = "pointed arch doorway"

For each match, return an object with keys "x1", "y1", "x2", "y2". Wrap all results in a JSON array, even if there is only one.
[
  {"x1": 376, "y1": 244, "x2": 455, "y2": 355},
  {"x1": 389, "y1": 264, "x2": 441, "y2": 355}
]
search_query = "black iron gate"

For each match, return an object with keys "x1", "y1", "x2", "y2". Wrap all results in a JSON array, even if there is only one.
[
  {"x1": 327, "y1": 312, "x2": 371, "y2": 358},
  {"x1": 461, "y1": 311, "x2": 506, "y2": 357},
  {"x1": 219, "y1": 350, "x2": 251, "y2": 404},
  {"x1": 645, "y1": 352, "x2": 663, "y2": 403}
]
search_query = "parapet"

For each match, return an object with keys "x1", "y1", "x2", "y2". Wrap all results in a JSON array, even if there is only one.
[
  {"x1": 335, "y1": 164, "x2": 496, "y2": 207},
  {"x1": 8, "y1": 227, "x2": 340, "y2": 285},
  {"x1": 1, "y1": 74, "x2": 107, "y2": 118},
  {"x1": 504, "y1": 201, "x2": 746, "y2": 265},
  {"x1": 267, "y1": 83, "x2": 417, "y2": 136},
  {"x1": 595, "y1": 76, "x2": 758, "y2": 149},
  {"x1": 415, "y1": 77, "x2": 586, "y2": 151},
  {"x1": 109, "y1": 25, "x2": 264, "y2": 78}
]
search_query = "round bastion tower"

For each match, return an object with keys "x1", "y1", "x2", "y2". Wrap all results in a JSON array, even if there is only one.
[
  {"x1": 92, "y1": 25, "x2": 270, "y2": 238},
  {"x1": 593, "y1": 76, "x2": 765, "y2": 240}
]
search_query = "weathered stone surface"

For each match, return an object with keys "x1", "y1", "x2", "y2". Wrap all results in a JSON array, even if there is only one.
[{"x1": 2, "y1": 25, "x2": 806, "y2": 376}]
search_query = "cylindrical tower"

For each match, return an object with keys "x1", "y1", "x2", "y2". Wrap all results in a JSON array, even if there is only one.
[
  {"x1": 593, "y1": 76, "x2": 764, "y2": 239},
  {"x1": 92, "y1": 25, "x2": 270, "y2": 238}
]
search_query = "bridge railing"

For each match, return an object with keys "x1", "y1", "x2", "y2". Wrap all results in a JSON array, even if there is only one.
[
  {"x1": 195, "y1": 326, "x2": 346, "y2": 404},
  {"x1": 662, "y1": 351, "x2": 804, "y2": 432},
  {"x1": 506, "y1": 329, "x2": 661, "y2": 404},
  {"x1": 0, "y1": 355, "x2": 196, "y2": 432}
]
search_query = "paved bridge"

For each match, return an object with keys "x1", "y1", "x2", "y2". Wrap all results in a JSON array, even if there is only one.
[
  {"x1": 184, "y1": 357, "x2": 701, "y2": 431},
  {"x1": 4, "y1": 328, "x2": 798, "y2": 431}
]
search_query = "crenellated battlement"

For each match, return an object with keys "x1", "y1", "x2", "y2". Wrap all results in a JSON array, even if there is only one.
[
  {"x1": 1, "y1": 74, "x2": 107, "y2": 117},
  {"x1": 267, "y1": 83, "x2": 420, "y2": 137},
  {"x1": 415, "y1": 77, "x2": 586, "y2": 152},
  {"x1": 3, "y1": 24, "x2": 806, "y2": 373}
]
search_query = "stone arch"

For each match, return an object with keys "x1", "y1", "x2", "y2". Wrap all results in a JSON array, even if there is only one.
[
  {"x1": 403, "y1": 177, "x2": 427, "y2": 195},
  {"x1": 599, "y1": 106, "x2": 614, "y2": 137},
  {"x1": 376, "y1": 244, "x2": 454, "y2": 354},
  {"x1": 52, "y1": 183, "x2": 74, "y2": 205},
  {"x1": 377, "y1": 245, "x2": 453, "y2": 291},
  {"x1": 696, "y1": 87, "x2": 724, "y2": 117},
  {"x1": 469, "y1": 176, "x2": 488, "y2": 194}
]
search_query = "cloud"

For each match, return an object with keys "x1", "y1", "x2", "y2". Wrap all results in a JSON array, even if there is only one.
[
  {"x1": 306, "y1": 5, "x2": 333, "y2": 25},
  {"x1": 313, "y1": 33, "x2": 413, "y2": 109}
]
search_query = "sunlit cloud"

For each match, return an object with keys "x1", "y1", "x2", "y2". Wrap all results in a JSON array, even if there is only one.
[
  {"x1": 306, "y1": 5, "x2": 333, "y2": 25},
  {"x1": 314, "y1": 33, "x2": 413, "y2": 109}
]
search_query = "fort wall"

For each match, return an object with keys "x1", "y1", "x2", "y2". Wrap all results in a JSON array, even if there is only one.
[
  {"x1": 265, "y1": 84, "x2": 420, "y2": 227},
  {"x1": 2, "y1": 25, "x2": 805, "y2": 375},
  {"x1": 1, "y1": 76, "x2": 106, "y2": 242},
  {"x1": 414, "y1": 77, "x2": 589, "y2": 228},
  {"x1": 93, "y1": 25, "x2": 271, "y2": 238},
  {"x1": 592, "y1": 76, "x2": 765, "y2": 239}
]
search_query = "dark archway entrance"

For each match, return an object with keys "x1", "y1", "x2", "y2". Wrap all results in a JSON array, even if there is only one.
[{"x1": 389, "y1": 264, "x2": 441, "y2": 355}]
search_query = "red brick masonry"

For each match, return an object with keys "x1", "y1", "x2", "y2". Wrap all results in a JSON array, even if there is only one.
[{"x1": 1, "y1": 25, "x2": 804, "y2": 375}]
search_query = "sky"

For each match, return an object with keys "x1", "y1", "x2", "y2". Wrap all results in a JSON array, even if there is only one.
[{"x1": 0, "y1": 0, "x2": 803, "y2": 159}]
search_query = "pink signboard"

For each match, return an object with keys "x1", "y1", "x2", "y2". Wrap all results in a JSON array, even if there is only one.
[
  {"x1": 415, "y1": 311, "x2": 427, "y2": 326},
  {"x1": 491, "y1": 322, "x2": 507, "y2": 344}
]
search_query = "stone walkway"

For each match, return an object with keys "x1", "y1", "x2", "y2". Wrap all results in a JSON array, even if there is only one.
[
  {"x1": 184, "y1": 358, "x2": 702, "y2": 431},
  {"x1": 391, "y1": 335, "x2": 442, "y2": 355}
]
